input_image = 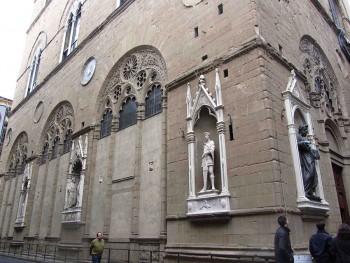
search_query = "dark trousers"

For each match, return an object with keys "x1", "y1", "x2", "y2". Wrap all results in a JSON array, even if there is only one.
[{"x1": 92, "y1": 255, "x2": 102, "y2": 263}]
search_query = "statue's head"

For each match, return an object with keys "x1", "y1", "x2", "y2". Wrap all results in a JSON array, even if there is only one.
[
  {"x1": 298, "y1": 124, "x2": 308, "y2": 136},
  {"x1": 204, "y1": 132, "x2": 210, "y2": 140}
]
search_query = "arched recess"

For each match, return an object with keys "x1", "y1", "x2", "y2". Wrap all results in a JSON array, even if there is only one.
[
  {"x1": 38, "y1": 101, "x2": 74, "y2": 164},
  {"x1": 300, "y1": 35, "x2": 348, "y2": 134},
  {"x1": 6, "y1": 132, "x2": 29, "y2": 176},
  {"x1": 6, "y1": 132, "x2": 33, "y2": 228},
  {"x1": 59, "y1": 0, "x2": 83, "y2": 61},
  {"x1": 185, "y1": 69, "x2": 230, "y2": 217},
  {"x1": 26, "y1": 31, "x2": 47, "y2": 67},
  {"x1": 325, "y1": 119, "x2": 350, "y2": 224},
  {"x1": 282, "y1": 70, "x2": 329, "y2": 217},
  {"x1": 25, "y1": 32, "x2": 47, "y2": 97},
  {"x1": 95, "y1": 46, "x2": 167, "y2": 133}
]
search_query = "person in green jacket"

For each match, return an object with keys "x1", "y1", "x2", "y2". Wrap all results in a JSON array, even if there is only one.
[{"x1": 90, "y1": 232, "x2": 105, "y2": 263}]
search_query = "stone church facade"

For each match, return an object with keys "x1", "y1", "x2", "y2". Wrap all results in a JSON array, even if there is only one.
[{"x1": 1, "y1": 0, "x2": 350, "y2": 262}]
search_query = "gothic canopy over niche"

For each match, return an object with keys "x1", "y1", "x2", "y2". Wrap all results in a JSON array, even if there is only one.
[
  {"x1": 41, "y1": 102, "x2": 74, "y2": 150},
  {"x1": 7, "y1": 132, "x2": 28, "y2": 174},
  {"x1": 300, "y1": 37, "x2": 342, "y2": 117},
  {"x1": 97, "y1": 47, "x2": 167, "y2": 118}
]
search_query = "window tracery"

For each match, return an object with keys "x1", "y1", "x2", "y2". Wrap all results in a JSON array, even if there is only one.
[
  {"x1": 300, "y1": 38, "x2": 341, "y2": 117},
  {"x1": 7, "y1": 132, "x2": 28, "y2": 176},
  {"x1": 40, "y1": 103, "x2": 74, "y2": 163},
  {"x1": 98, "y1": 48, "x2": 166, "y2": 131}
]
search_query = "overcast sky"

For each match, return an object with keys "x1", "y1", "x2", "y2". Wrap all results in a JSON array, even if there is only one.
[{"x1": 0, "y1": 1, "x2": 34, "y2": 100}]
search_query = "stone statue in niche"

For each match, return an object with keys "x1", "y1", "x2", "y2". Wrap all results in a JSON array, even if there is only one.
[
  {"x1": 65, "y1": 177, "x2": 77, "y2": 208},
  {"x1": 16, "y1": 176, "x2": 30, "y2": 221},
  {"x1": 200, "y1": 132, "x2": 216, "y2": 192},
  {"x1": 297, "y1": 124, "x2": 321, "y2": 201}
]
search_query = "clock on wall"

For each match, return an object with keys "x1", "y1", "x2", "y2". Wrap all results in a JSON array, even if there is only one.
[{"x1": 81, "y1": 57, "x2": 96, "y2": 86}]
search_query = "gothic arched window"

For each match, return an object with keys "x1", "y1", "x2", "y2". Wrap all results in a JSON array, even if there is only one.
[
  {"x1": 63, "y1": 129, "x2": 73, "y2": 154},
  {"x1": 119, "y1": 97, "x2": 137, "y2": 130},
  {"x1": 100, "y1": 109, "x2": 112, "y2": 138},
  {"x1": 25, "y1": 48, "x2": 42, "y2": 97},
  {"x1": 145, "y1": 83, "x2": 162, "y2": 118},
  {"x1": 61, "y1": 2, "x2": 82, "y2": 61}
]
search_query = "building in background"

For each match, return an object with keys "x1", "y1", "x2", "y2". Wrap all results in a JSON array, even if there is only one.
[
  {"x1": 0, "y1": 0, "x2": 350, "y2": 262},
  {"x1": 0, "y1": 97, "x2": 12, "y2": 159}
]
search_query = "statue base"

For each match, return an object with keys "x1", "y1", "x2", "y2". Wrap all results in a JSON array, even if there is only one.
[
  {"x1": 187, "y1": 191, "x2": 230, "y2": 217},
  {"x1": 306, "y1": 194, "x2": 321, "y2": 202}
]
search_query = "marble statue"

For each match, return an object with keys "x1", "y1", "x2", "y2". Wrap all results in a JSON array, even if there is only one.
[
  {"x1": 297, "y1": 124, "x2": 321, "y2": 201},
  {"x1": 65, "y1": 177, "x2": 77, "y2": 208},
  {"x1": 200, "y1": 132, "x2": 216, "y2": 192}
]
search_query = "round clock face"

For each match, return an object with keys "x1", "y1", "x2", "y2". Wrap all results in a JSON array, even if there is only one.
[{"x1": 81, "y1": 57, "x2": 96, "y2": 86}]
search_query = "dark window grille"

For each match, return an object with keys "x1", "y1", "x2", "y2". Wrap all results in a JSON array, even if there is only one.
[
  {"x1": 40, "y1": 143, "x2": 49, "y2": 165},
  {"x1": 51, "y1": 137, "x2": 60, "y2": 159},
  {"x1": 119, "y1": 97, "x2": 137, "y2": 130},
  {"x1": 63, "y1": 130, "x2": 73, "y2": 154},
  {"x1": 120, "y1": 0, "x2": 128, "y2": 6},
  {"x1": 145, "y1": 84, "x2": 162, "y2": 118},
  {"x1": 100, "y1": 109, "x2": 112, "y2": 138}
]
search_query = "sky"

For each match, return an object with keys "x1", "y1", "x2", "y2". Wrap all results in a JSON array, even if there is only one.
[{"x1": 0, "y1": 1, "x2": 34, "y2": 100}]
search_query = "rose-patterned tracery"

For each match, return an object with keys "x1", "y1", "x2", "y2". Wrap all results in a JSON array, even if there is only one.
[
  {"x1": 7, "y1": 132, "x2": 28, "y2": 176},
  {"x1": 40, "y1": 103, "x2": 74, "y2": 163},
  {"x1": 98, "y1": 48, "x2": 166, "y2": 133},
  {"x1": 300, "y1": 38, "x2": 341, "y2": 116}
]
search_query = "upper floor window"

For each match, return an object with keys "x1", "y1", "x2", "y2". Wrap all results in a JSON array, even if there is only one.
[
  {"x1": 116, "y1": 0, "x2": 128, "y2": 8},
  {"x1": 100, "y1": 109, "x2": 112, "y2": 138},
  {"x1": 145, "y1": 83, "x2": 162, "y2": 118},
  {"x1": 25, "y1": 48, "x2": 42, "y2": 97},
  {"x1": 119, "y1": 97, "x2": 137, "y2": 130},
  {"x1": 63, "y1": 129, "x2": 73, "y2": 154},
  {"x1": 61, "y1": 2, "x2": 82, "y2": 61}
]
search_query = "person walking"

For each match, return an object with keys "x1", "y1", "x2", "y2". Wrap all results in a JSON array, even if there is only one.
[
  {"x1": 90, "y1": 232, "x2": 105, "y2": 263},
  {"x1": 331, "y1": 223, "x2": 350, "y2": 263},
  {"x1": 274, "y1": 215, "x2": 294, "y2": 263},
  {"x1": 309, "y1": 221, "x2": 334, "y2": 263}
]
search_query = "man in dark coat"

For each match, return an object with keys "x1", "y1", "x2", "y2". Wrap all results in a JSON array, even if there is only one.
[
  {"x1": 309, "y1": 221, "x2": 334, "y2": 263},
  {"x1": 274, "y1": 215, "x2": 294, "y2": 263}
]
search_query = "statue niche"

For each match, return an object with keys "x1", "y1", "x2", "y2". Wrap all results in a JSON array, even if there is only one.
[
  {"x1": 194, "y1": 108, "x2": 220, "y2": 194},
  {"x1": 62, "y1": 135, "x2": 88, "y2": 224},
  {"x1": 186, "y1": 69, "x2": 230, "y2": 216},
  {"x1": 64, "y1": 160, "x2": 82, "y2": 209},
  {"x1": 297, "y1": 124, "x2": 321, "y2": 201}
]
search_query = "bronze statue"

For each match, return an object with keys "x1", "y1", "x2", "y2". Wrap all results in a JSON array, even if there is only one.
[{"x1": 297, "y1": 124, "x2": 321, "y2": 201}]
